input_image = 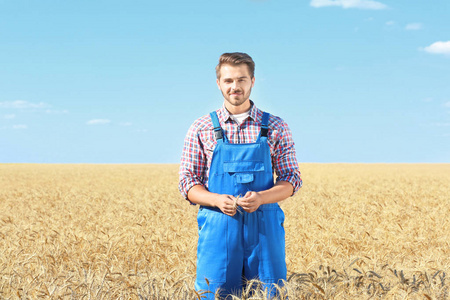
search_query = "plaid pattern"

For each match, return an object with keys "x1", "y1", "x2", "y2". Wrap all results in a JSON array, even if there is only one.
[{"x1": 179, "y1": 101, "x2": 302, "y2": 200}]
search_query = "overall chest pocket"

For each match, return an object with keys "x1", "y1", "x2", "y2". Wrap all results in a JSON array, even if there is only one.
[{"x1": 223, "y1": 161, "x2": 265, "y2": 183}]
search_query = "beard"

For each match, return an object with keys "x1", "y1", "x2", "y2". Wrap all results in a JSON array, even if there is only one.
[{"x1": 221, "y1": 87, "x2": 252, "y2": 109}]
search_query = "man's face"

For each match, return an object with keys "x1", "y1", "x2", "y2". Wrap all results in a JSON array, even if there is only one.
[{"x1": 216, "y1": 64, "x2": 255, "y2": 111}]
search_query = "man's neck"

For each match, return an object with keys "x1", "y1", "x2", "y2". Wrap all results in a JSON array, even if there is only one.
[{"x1": 224, "y1": 100, "x2": 251, "y2": 115}]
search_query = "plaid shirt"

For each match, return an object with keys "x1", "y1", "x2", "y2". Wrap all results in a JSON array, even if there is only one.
[{"x1": 179, "y1": 101, "x2": 302, "y2": 200}]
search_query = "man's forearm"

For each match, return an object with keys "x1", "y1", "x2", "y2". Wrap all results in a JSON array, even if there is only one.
[
  {"x1": 188, "y1": 181, "x2": 293, "y2": 206},
  {"x1": 258, "y1": 181, "x2": 294, "y2": 205},
  {"x1": 187, "y1": 185, "x2": 220, "y2": 207},
  {"x1": 188, "y1": 181, "x2": 293, "y2": 216},
  {"x1": 236, "y1": 181, "x2": 294, "y2": 213},
  {"x1": 188, "y1": 185, "x2": 239, "y2": 216}
]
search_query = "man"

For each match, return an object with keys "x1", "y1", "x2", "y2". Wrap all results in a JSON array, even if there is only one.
[{"x1": 179, "y1": 52, "x2": 302, "y2": 298}]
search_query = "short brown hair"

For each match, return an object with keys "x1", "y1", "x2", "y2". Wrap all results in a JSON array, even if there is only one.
[{"x1": 215, "y1": 52, "x2": 255, "y2": 79}]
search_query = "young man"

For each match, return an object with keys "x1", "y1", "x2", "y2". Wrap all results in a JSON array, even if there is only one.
[{"x1": 179, "y1": 52, "x2": 302, "y2": 298}]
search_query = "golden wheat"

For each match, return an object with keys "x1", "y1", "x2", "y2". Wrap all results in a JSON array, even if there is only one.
[{"x1": 0, "y1": 163, "x2": 449, "y2": 299}]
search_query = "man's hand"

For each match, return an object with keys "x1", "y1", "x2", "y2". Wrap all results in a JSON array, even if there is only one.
[
  {"x1": 187, "y1": 185, "x2": 238, "y2": 216},
  {"x1": 238, "y1": 191, "x2": 263, "y2": 213},
  {"x1": 188, "y1": 182, "x2": 293, "y2": 215},
  {"x1": 215, "y1": 194, "x2": 238, "y2": 216}
]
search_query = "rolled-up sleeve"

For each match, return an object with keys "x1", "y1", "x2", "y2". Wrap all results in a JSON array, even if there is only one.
[
  {"x1": 178, "y1": 122, "x2": 207, "y2": 200},
  {"x1": 272, "y1": 122, "x2": 302, "y2": 195}
]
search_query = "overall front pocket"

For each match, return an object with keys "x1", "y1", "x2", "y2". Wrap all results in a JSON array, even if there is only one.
[
  {"x1": 196, "y1": 209, "x2": 228, "y2": 283},
  {"x1": 223, "y1": 161, "x2": 265, "y2": 192}
]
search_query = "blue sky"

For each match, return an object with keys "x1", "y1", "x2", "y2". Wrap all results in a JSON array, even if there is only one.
[{"x1": 1, "y1": 0, "x2": 449, "y2": 163}]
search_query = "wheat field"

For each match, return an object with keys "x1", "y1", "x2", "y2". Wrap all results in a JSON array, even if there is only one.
[{"x1": 0, "y1": 163, "x2": 449, "y2": 299}]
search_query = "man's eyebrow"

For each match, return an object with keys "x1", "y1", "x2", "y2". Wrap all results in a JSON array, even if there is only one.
[
  {"x1": 222, "y1": 76, "x2": 249, "y2": 81},
  {"x1": 223, "y1": 76, "x2": 248, "y2": 80}
]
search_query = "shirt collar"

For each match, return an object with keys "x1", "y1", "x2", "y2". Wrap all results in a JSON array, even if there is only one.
[{"x1": 219, "y1": 100, "x2": 258, "y2": 123}]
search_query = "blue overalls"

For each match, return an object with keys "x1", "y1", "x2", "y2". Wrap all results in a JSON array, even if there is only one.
[{"x1": 195, "y1": 111, "x2": 287, "y2": 299}]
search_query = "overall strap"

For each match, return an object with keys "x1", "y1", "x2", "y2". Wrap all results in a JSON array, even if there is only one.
[
  {"x1": 260, "y1": 112, "x2": 270, "y2": 137},
  {"x1": 209, "y1": 111, "x2": 224, "y2": 141}
]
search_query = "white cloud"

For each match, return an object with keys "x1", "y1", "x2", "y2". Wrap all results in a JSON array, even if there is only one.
[
  {"x1": 405, "y1": 23, "x2": 422, "y2": 30},
  {"x1": 444, "y1": 101, "x2": 450, "y2": 108},
  {"x1": 386, "y1": 21, "x2": 395, "y2": 26},
  {"x1": 12, "y1": 124, "x2": 27, "y2": 129},
  {"x1": 0, "y1": 124, "x2": 28, "y2": 129},
  {"x1": 119, "y1": 122, "x2": 132, "y2": 126},
  {"x1": 0, "y1": 100, "x2": 67, "y2": 114},
  {"x1": 424, "y1": 41, "x2": 450, "y2": 55},
  {"x1": 0, "y1": 100, "x2": 49, "y2": 109},
  {"x1": 86, "y1": 119, "x2": 111, "y2": 125},
  {"x1": 4, "y1": 114, "x2": 16, "y2": 119},
  {"x1": 423, "y1": 97, "x2": 433, "y2": 102},
  {"x1": 45, "y1": 109, "x2": 69, "y2": 114},
  {"x1": 310, "y1": 0, "x2": 387, "y2": 10}
]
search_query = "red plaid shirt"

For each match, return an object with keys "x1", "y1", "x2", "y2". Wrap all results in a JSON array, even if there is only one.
[{"x1": 179, "y1": 101, "x2": 302, "y2": 200}]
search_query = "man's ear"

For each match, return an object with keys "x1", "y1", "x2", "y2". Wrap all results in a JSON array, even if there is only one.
[
  {"x1": 216, "y1": 78, "x2": 221, "y2": 89},
  {"x1": 251, "y1": 76, "x2": 255, "y2": 88}
]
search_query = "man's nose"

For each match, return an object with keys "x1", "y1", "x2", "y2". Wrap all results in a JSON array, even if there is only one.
[{"x1": 231, "y1": 81, "x2": 238, "y2": 89}]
